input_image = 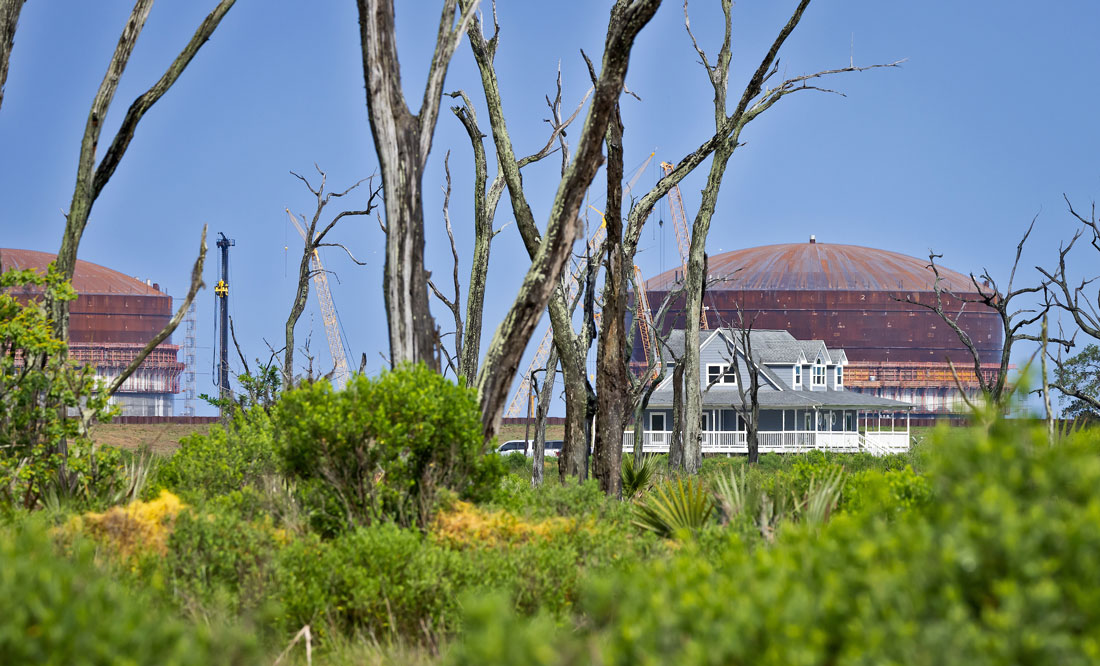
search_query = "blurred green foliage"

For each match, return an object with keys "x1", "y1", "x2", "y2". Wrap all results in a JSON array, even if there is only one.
[
  {"x1": 448, "y1": 417, "x2": 1100, "y2": 665},
  {"x1": 0, "y1": 516, "x2": 259, "y2": 665}
]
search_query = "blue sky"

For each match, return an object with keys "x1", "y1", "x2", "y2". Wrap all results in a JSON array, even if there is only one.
[{"x1": 2, "y1": 1, "x2": 1098, "y2": 416}]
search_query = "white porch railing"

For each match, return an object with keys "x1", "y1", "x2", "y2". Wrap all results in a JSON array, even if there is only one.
[
  {"x1": 861, "y1": 431, "x2": 911, "y2": 454},
  {"x1": 622, "y1": 430, "x2": 907, "y2": 455}
]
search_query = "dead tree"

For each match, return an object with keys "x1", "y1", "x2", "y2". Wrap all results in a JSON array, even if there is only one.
[
  {"x1": 907, "y1": 220, "x2": 1067, "y2": 406},
  {"x1": 284, "y1": 167, "x2": 379, "y2": 384},
  {"x1": 1038, "y1": 196, "x2": 1100, "y2": 414},
  {"x1": 677, "y1": 0, "x2": 902, "y2": 474},
  {"x1": 431, "y1": 86, "x2": 583, "y2": 386},
  {"x1": 356, "y1": 0, "x2": 479, "y2": 372},
  {"x1": 724, "y1": 311, "x2": 763, "y2": 463},
  {"x1": 51, "y1": 0, "x2": 237, "y2": 339},
  {"x1": 530, "y1": 348, "x2": 558, "y2": 489},
  {"x1": 0, "y1": 0, "x2": 26, "y2": 111},
  {"x1": 461, "y1": 0, "x2": 662, "y2": 461}
]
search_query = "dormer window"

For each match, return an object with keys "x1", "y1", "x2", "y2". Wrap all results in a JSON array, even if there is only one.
[
  {"x1": 812, "y1": 362, "x2": 826, "y2": 387},
  {"x1": 835, "y1": 365, "x2": 843, "y2": 388},
  {"x1": 707, "y1": 363, "x2": 738, "y2": 386},
  {"x1": 793, "y1": 365, "x2": 802, "y2": 388}
]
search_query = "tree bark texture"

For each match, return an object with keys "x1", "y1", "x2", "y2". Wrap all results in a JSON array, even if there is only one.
[
  {"x1": 0, "y1": 0, "x2": 26, "y2": 111},
  {"x1": 52, "y1": 0, "x2": 236, "y2": 339},
  {"x1": 358, "y1": 0, "x2": 476, "y2": 372},
  {"x1": 593, "y1": 102, "x2": 627, "y2": 497},
  {"x1": 467, "y1": 0, "x2": 663, "y2": 448}
]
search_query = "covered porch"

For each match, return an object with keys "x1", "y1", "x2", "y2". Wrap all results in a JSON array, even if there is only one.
[{"x1": 621, "y1": 408, "x2": 911, "y2": 456}]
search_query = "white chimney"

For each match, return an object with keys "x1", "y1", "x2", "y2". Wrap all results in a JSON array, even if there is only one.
[{"x1": 809, "y1": 234, "x2": 816, "y2": 244}]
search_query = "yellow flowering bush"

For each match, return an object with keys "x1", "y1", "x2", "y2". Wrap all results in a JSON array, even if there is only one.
[
  {"x1": 431, "y1": 500, "x2": 577, "y2": 549},
  {"x1": 70, "y1": 489, "x2": 186, "y2": 559}
]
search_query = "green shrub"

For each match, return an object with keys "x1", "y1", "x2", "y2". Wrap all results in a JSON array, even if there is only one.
[
  {"x1": 449, "y1": 417, "x2": 1100, "y2": 664},
  {"x1": 632, "y1": 477, "x2": 714, "y2": 539},
  {"x1": 0, "y1": 516, "x2": 259, "y2": 665},
  {"x1": 489, "y1": 474, "x2": 633, "y2": 525},
  {"x1": 621, "y1": 453, "x2": 659, "y2": 499},
  {"x1": 276, "y1": 523, "x2": 475, "y2": 641},
  {"x1": 164, "y1": 490, "x2": 283, "y2": 615},
  {"x1": 276, "y1": 363, "x2": 502, "y2": 530},
  {"x1": 152, "y1": 406, "x2": 277, "y2": 501},
  {"x1": 0, "y1": 267, "x2": 116, "y2": 511}
]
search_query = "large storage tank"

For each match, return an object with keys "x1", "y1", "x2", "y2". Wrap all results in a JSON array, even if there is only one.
[
  {"x1": 636, "y1": 239, "x2": 1003, "y2": 418},
  {"x1": 1, "y1": 248, "x2": 183, "y2": 416}
]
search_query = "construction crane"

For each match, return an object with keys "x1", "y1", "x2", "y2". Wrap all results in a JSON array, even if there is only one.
[
  {"x1": 660, "y1": 161, "x2": 709, "y2": 330},
  {"x1": 504, "y1": 152, "x2": 655, "y2": 419},
  {"x1": 286, "y1": 209, "x2": 350, "y2": 389},
  {"x1": 633, "y1": 263, "x2": 659, "y2": 378}
]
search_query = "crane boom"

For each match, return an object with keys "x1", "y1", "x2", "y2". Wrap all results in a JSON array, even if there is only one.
[
  {"x1": 287, "y1": 209, "x2": 350, "y2": 388},
  {"x1": 633, "y1": 264, "x2": 656, "y2": 372},
  {"x1": 660, "y1": 161, "x2": 708, "y2": 330}
]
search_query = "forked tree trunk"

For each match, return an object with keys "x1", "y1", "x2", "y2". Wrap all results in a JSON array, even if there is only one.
[{"x1": 357, "y1": 0, "x2": 476, "y2": 371}]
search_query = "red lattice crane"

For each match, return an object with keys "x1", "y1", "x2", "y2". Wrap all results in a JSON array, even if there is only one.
[{"x1": 660, "y1": 161, "x2": 708, "y2": 330}]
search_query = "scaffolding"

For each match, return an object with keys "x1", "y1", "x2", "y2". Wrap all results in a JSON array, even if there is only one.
[
  {"x1": 69, "y1": 342, "x2": 185, "y2": 393},
  {"x1": 844, "y1": 361, "x2": 1001, "y2": 388},
  {"x1": 183, "y1": 302, "x2": 197, "y2": 416}
]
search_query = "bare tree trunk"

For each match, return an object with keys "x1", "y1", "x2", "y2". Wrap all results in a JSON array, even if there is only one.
[
  {"x1": 357, "y1": 0, "x2": 476, "y2": 371},
  {"x1": 531, "y1": 347, "x2": 558, "y2": 488},
  {"x1": 669, "y1": 361, "x2": 685, "y2": 472},
  {"x1": 0, "y1": 0, "x2": 26, "y2": 111},
  {"x1": 631, "y1": 372, "x2": 660, "y2": 462},
  {"x1": 52, "y1": 0, "x2": 236, "y2": 338},
  {"x1": 594, "y1": 101, "x2": 627, "y2": 497}
]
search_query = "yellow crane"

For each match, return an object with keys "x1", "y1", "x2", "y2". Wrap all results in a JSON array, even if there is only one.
[{"x1": 286, "y1": 209, "x2": 350, "y2": 388}]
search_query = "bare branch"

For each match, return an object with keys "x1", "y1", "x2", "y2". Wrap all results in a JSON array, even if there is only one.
[{"x1": 93, "y1": 226, "x2": 207, "y2": 420}]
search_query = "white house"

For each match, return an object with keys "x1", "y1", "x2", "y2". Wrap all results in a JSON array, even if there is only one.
[{"x1": 624, "y1": 329, "x2": 913, "y2": 456}]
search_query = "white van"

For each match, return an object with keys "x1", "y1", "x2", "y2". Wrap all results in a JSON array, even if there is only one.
[{"x1": 496, "y1": 440, "x2": 564, "y2": 457}]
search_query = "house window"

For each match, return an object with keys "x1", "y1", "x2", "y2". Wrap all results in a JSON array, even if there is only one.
[
  {"x1": 812, "y1": 363, "x2": 826, "y2": 387},
  {"x1": 836, "y1": 365, "x2": 843, "y2": 388},
  {"x1": 793, "y1": 365, "x2": 802, "y2": 388},
  {"x1": 649, "y1": 412, "x2": 666, "y2": 433},
  {"x1": 706, "y1": 363, "x2": 737, "y2": 386}
]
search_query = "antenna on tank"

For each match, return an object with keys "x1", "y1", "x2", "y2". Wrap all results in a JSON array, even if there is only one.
[{"x1": 214, "y1": 232, "x2": 235, "y2": 417}]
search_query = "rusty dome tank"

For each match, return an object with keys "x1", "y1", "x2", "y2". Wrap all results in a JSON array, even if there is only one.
[
  {"x1": 1, "y1": 248, "x2": 182, "y2": 416},
  {"x1": 637, "y1": 238, "x2": 1003, "y2": 416}
]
